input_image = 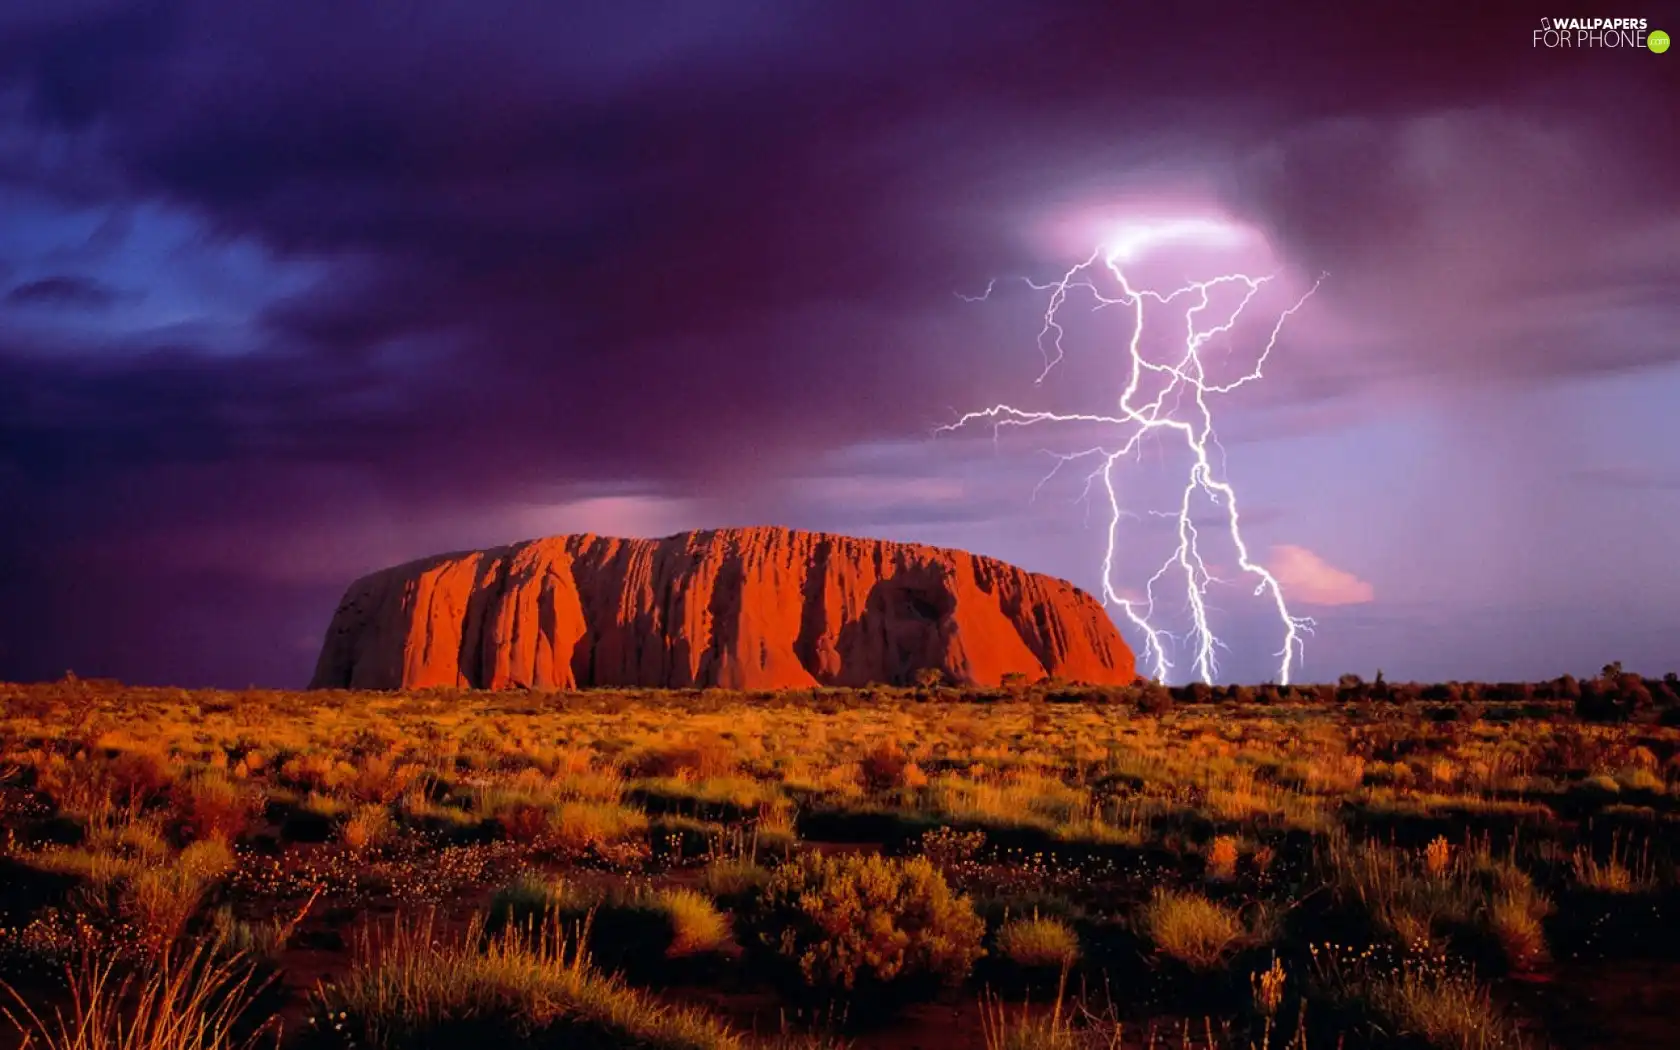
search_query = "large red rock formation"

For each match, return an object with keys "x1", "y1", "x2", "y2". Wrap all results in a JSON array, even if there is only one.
[{"x1": 309, "y1": 527, "x2": 1136, "y2": 690}]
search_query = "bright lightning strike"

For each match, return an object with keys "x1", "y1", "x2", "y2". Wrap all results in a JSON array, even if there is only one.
[{"x1": 939, "y1": 225, "x2": 1325, "y2": 686}]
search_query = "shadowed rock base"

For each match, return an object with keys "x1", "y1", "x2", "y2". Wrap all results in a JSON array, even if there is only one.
[{"x1": 309, "y1": 527, "x2": 1137, "y2": 690}]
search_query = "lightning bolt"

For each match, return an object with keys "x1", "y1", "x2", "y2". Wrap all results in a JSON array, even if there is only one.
[{"x1": 938, "y1": 238, "x2": 1324, "y2": 686}]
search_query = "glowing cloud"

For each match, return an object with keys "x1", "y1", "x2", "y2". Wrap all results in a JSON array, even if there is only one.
[
  {"x1": 1100, "y1": 215, "x2": 1252, "y2": 263},
  {"x1": 1267, "y1": 545, "x2": 1375, "y2": 606}
]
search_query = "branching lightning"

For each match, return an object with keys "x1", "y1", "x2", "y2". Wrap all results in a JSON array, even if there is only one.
[{"x1": 939, "y1": 232, "x2": 1324, "y2": 686}]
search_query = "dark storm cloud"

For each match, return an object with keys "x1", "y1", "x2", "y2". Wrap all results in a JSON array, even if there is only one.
[
  {"x1": 1218, "y1": 82, "x2": 1679, "y2": 387},
  {"x1": 5, "y1": 274, "x2": 120, "y2": 308},
  {"x1": 7, "y1": 2, "x2": 1656, "y2": 483},
  {"x1": 0, "y1": 0, "x2": 1672, "y2": 685}
]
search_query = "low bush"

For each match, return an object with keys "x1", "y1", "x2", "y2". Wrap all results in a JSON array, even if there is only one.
[
  {"x1": 630, "y1": 737, "x2": 738, "y2": 780},
  {"x1": 341, "y1": 804, "x2": 395, "y2": 851},
  {"x1": 1488, "y1": 886, "x2": 1551, "y2": 970},
  {"x1": 172, "y1": 773, "x2": 256, "y2": 844},
  {"x1": 487, "y1": 799, "x2": 648, "y2": 852},
  {"x1": 742, "y1": 852, "x2": 984, "y2": 1003},
  {"x1": 860, "y1": 743, "x2": 926, "y2": 792},
  {"x1": 1205, "y1": 835, "x2": 1239, "y2": 880},
  {"x1": 105, "y1": 749, "x2": 176, "y2": 809},
  {"x1": 654, "y1": 889, "x2": 731, "y2": 958},
  {"x1": 994, "y1": 914, "x2": 1080, "y2": 971},
  {"x1": 1140, "y1": 888, "x2": 1249, "y2": 970}
]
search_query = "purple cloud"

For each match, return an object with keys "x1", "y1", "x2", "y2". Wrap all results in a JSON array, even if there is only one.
[{"x1": 6, "y1": 273, "x2": 121, "y2": 308}]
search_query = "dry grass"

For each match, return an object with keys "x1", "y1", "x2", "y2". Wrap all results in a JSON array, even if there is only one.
[
  {"x1": 1205, "y1": 835, "x2": 1239, "y2": 880},
  {"x1": 3, "y1": 678, "x2": 1679, "y2": 1048},
  {"x1": 1311, "y1": 943, "x2": 1527, "y2": 1050},
  {"x1": 1572, "y1": 838, "x2": 1656, "y2": 893},
  {"x1": 1, "y1": 933, "x2": 273, "y2": 1050},
  {"x1": 312, "y1": 911, "x2": 740, "y2": 1049},
  {"x1": 697, "y1": 858, "x2": 770, "y2": 900},
  {"x1": 172, "y1": 774, "x2": 254, "y2": 844},
  {"x1": 1489, "y1": 887, "x2": 1551, "y2": 969},
  {"x1": 341, "y1": 804, "x2": 395, "y2": 851},
  {"x1": 655, "y1": 888, "x2": 732, "y2": 958},
  {"x1": 994, "y1": 914, "x2": 1080, "y2": 970},
  {"x1": 1140, "y1": 889, "x2": 1249, "y2": 970}
]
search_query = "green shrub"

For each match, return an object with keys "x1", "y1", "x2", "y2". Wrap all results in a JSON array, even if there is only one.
[{"x1": 743, "y1": 852, "x2": 984, "y2": 999}]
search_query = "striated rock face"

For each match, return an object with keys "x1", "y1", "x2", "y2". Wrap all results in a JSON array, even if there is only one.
[{"x1": 309, "y1": 527, "x2": 1136, "y2": 690}]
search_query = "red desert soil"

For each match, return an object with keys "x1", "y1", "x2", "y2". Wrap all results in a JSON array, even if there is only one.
[
  {"x1": 310, "y1": 527, "x2": 1137, "y2": 691},
  {"x1": 1509, "y1": 961, "x2": 1680, "y2": 1050}
]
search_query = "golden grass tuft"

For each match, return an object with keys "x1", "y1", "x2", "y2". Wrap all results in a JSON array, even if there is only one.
[
  {"x1": 1140, "y1": 888, "x2": 1247, "y2": 970},
  {"x1": 1571, "y1": 838, "x2": 1654, "y2": 894},
  {"x1": 697, "y1": 858, "x2": 770, "y2": 900},
  {"x1": 342, "y1": 803, "x2": 396, "y2": 851},
  {"x1": 655, "y1": 888, "x2": 732, "y2": 958},
  {"x1": 994, "y1": 913, "x2": 1080, "y2": 970},
  {"x1": 172, "y1": 773, "x2": 254, "y2": 843}
]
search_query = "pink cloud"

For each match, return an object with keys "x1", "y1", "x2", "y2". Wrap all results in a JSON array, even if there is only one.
[
  {"x1": 1268, "y1": 544, "x2": 1374, "y2": 606},
  {"x1": 143, "y1": 493, "x2": 704, "y2": 586}
]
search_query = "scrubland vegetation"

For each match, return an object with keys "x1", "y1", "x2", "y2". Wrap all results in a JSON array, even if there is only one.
[{"x1": 3, "y1": 665, "x2": 1679, "y2": 1048}]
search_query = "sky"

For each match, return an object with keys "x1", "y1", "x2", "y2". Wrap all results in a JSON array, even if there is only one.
[{"x1": 1, "y1": 1, "x2": 1676, "y2": 688}]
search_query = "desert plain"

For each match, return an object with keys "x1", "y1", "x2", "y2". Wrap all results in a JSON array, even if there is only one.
[{"x1": 3, "y1": 668, "x2": 1679, "y2": 1050}]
